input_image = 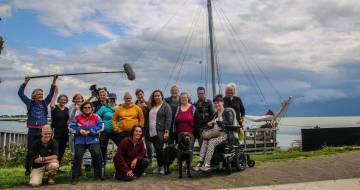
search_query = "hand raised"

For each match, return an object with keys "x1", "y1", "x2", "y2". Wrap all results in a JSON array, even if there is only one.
[{"x1": 24, "y1": 76, "x2": 30, "y2": 84}]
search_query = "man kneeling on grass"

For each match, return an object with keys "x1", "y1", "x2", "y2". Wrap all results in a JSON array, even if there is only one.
[
  {"x1": 114, "y1": 125, "x2": 150, "y2": 181},
  {"x1": 29, "y1": 126, "x2": 59, "y2": 187}
]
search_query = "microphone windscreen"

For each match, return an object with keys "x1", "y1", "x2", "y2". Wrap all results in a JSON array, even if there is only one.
[{"x1": 123, "y1": 63, "x2": 136, "y2": 81}]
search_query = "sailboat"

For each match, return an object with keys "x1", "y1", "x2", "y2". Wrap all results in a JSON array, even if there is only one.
[{"x1": 159, "y1": 0, "x2": 293, "y2": 151}]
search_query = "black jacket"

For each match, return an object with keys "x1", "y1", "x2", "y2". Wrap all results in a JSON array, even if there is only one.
[
  {"x1": 213, "y1": 108, "x2": 236, "y2": 129},
  {"x1": 193, "y1": 99, "x2": 214, "y2": 131},
  {"x1": 30, "y1": 139, "x2": 58, "y2": 168},
  {"x1": 223, "y1": 96, "x2": 245, "y2": 123}
]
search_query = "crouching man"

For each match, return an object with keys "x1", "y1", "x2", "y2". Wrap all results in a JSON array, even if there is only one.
[
  {"x1": 114, "y1": 125, "x2": 149, "y2": 181},
  {"x1": 29, "y1": 126, "x2": 59, "y2": 187}
]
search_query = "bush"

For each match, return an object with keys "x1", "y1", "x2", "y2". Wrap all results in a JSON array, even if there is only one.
[
  {"x1": 0, "y1": 143, "x2": 74, "y2": 168},
  {"x1": 60, "y1": 148, "x2": 73, "y2": 166},
  {"x1": 0, "y1": 144, "x2": 27, "y2": 168}
]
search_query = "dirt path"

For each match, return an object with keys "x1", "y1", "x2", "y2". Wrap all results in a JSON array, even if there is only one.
[{"x1": 11, "y1": 151, "x2": 360, "y2": 190}]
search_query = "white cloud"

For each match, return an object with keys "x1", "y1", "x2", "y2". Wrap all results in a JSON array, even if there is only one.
[
  {"x1": 1, "y1": 0, "x2": 360, "y2": 114},
  {"x1": 0, "y1": 4, "x2": 11, "y2": 18},
  {"x1": 296, "y1": 88, "x2": 348, "y2": 103},
  {"x1": 36, "y1": 48, "x2": 65, "y2": 57},
  {"x1": 11, "y1": 0, "x2": 119, "y2": 39}
]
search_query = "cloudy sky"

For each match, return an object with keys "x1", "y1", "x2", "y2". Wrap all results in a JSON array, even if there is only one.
[{"x1": 0, "y1": 0, "x2": 359, "y2": 116}]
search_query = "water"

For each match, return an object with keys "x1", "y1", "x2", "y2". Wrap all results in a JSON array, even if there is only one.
[
  {"x1": 243, "y1": 116, "x2": 360, "y2": 149},
  {"x1": 1, "y1": 116, "x2": 360, "y2": 149},
  {"x1": 0, "y1": 121, "x2": 28, "y2": 133}
]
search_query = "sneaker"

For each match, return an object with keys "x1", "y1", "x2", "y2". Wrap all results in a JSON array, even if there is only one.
[
  {"x1": 159, "y1": 166, "x2": 165, "y2": 175},
  {"x1": 152, "y1": 167, "x2": 160, "y2": 174},
  {"x1": 48, "y1": 174, "x2": 55, "y2": 185},
  {"x1": 200, "y1": 164, "x2": 211, "y2": 172},
  {"x1": 193, "y1": 163, "x2": 202, "y2": 172}
]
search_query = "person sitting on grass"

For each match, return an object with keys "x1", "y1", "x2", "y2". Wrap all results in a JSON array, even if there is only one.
[
  {"x1": 29, "y1": 126, "x2": 59, "y2": 187},
  {"x1": 113, "y1": 125, "x2": 150, "y2": 181}
]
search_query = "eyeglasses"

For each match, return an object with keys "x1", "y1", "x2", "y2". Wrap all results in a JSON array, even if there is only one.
[{"x1": 83, "y1": 106, "x2": 92, "y2": 109}]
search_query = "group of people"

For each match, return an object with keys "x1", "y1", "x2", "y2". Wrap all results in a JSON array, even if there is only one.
[{"x1": 18, "y1": 75, "x2": 246, "y2": 186}]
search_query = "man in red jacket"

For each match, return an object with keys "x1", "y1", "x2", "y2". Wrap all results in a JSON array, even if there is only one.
[{"x1": 114, "y1": 125, "x2": 150, "y2": 181}]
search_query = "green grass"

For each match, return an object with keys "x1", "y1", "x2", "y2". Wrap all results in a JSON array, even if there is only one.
[
  {"x1": 0, "y1": 146, "x2": 359, "y2": 189},
  {"x1": 251, "y1": 146, "x2": 360, "y2": 162}
]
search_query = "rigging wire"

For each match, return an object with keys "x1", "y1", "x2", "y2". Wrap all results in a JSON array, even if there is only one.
[
  {"x1": 132, "y1": 0, "x2": 192, "y2": 65},
  {"x1": 213, "y1": 2, "x2": 271, "y2": 108},
  {"x1": 204, "y1": 7, "x2": 210, "y2": 98},
  {"x1": 164, "y1": 3, "x2": 204, "y2": 92},
  {"x1": 212, "y1": 6, "x2": 260, "y2": 101},
  {"x1": 200, "y1": 3, "x2": 206, "y2": 87},
  {"x1": 175, "y1": 6, "x2": 204, "y2": 84},
  {"x1": 214, "y1": 0, "x2": 284, "y2": 101},
  {"x1": 212, "y1": 23, "x2": 222, "y2": 94}
]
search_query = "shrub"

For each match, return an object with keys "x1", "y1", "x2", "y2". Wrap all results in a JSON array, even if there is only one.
[{"x1": 0, "y1": 144, "x2": 26, "y2": 167}]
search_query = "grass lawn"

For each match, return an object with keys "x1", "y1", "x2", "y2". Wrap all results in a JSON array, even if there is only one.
[{"x1": 0, "y1": 146, "x2": 359, "y2": 189}]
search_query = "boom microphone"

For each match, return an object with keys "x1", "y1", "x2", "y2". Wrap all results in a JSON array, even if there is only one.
[{"x1": 123, "y1": 63, "x2": 136, "y2": 81}]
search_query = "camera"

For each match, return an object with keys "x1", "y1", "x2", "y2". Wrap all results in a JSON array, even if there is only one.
[{"x1": 89, "y1": 84, "x2": 108, "y2": 98}]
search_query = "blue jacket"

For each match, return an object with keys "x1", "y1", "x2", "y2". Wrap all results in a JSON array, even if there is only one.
[
  {"x1": 18, "y1": 83, "x2": 55, "y2": 126},
  {"x1": 70, "y1": 113, "x2": 103, "y2": 145},
  {"x1": 96, "y1": 104, "x2": 116, "y2": 133}
]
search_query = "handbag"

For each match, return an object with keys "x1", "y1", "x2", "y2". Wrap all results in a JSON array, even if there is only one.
[{"x1": 202, "y1": 128, "x2": 221, "y2": 140}]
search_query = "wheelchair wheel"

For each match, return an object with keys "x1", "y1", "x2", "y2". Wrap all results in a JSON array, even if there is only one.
[
  {"x1": 225, "y1": 158, "x2": 232, "y2": 175},
  {"x1": 247, "y1": 159, "x2": 255, "y2": 167},
  {"x1": 235, "y1": 153, "x2": 246, "y2": 171}
]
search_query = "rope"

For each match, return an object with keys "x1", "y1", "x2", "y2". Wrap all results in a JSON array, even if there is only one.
[
  {"x1": 213, "y1": 2, "x2": 271, "y2": 108},
  {"x1": 132, "y1": 0, "x2": 191, "y2": 65},
  {"x1": 204, "y1": 10, "x2": 210, "y2": 98},
  {"x1": 175, "y1": 6, "x2": 204, "y2": 84},
  {"x1": 164, "y1": 3, "x2": 204, "y2": 92},
  {"x1": 215, "y1": 1, "x2": 284, "y2": 101}
]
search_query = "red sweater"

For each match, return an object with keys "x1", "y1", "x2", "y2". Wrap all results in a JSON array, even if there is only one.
[
  {"x1": 113, "y1": 137, "x2": 146, "y2": 173},
  {"x1": 175, "y1": 106, "x2": 194, "y2": 134}
]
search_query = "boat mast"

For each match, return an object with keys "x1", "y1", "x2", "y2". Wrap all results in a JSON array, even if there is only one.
[{"x1": 207, "y1": 0, "x2": 217, "y2": 98}]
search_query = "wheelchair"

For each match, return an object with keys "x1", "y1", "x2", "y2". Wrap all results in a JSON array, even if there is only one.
[{"x1": 210, "y1": 125, "x2": 255, "y2": 174}]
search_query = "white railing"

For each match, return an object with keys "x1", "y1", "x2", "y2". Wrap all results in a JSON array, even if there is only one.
[{"x1": 0, "y1": 130, "x2": 27, "y2": 158}]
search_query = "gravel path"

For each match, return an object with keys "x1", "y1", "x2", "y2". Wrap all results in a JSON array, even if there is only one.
[{"x1": 10, "y1": 151, "x2": 360, "y2": 190}]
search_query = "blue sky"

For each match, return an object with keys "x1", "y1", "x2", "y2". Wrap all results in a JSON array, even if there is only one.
[
  {"x1": 0, "y1": 0, "x2": 360, "y2": 116},
  {"x1": 1, "y1": 9, "x2": 114, "y2": 53}
]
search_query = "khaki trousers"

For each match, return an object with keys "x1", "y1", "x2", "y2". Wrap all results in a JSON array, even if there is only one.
[{"x1": 29, "y1": 162, "x2": 59, "y2": 186}]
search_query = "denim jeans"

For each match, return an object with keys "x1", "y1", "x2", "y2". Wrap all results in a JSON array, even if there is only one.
[
  {"x1": 143, "y1": 126, "x2": 153, "y2": 161},
  {"x1": 25, "y1": 128, "x2": 42, "y2": 172}
]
